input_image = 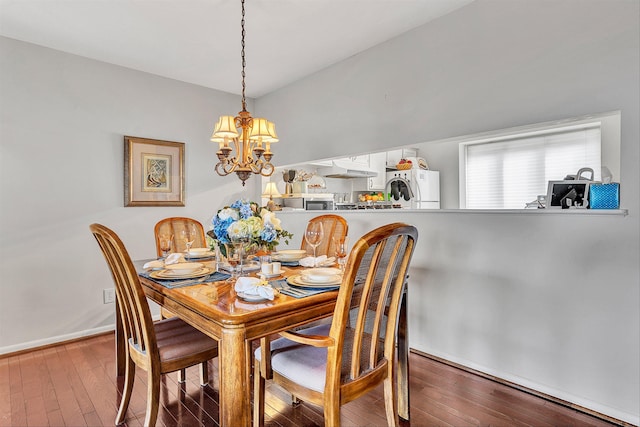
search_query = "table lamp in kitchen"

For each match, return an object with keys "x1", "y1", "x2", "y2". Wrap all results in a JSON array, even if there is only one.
[{"x1": 263, "y1": 182, "x2": 282, "y2": 211}]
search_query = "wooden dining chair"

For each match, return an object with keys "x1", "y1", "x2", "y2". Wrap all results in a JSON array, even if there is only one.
[
  {"x1": 153, "y1": 217, "x2": 207, "y2": 257},
  {"x1": 300, "y1": 214, "x2": 348, "y2": 258},
  {"x1": 154, "y1": 217, "x2": 207, "y2": 327},
  {"x1": 90, "y1": 223, "x2": 218, "y2": 427},
  {"x1": 255, "y1": 222, "x2": 418, "y2": 427}
]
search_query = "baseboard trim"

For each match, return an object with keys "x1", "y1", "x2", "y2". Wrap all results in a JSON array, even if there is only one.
[
  {"x1": 0, "y1": 325, "x2": 116, "y2": 358},
  {"x1": 0, "y1": 314, "x2": 162, "y2": 358},
  {"x1": 411, "y1": 349, "x2": 636, "y2": 427}
]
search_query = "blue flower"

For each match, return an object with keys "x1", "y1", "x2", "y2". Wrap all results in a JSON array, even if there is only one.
[
  {"x1": 260, "y1": 224, "x2": 277, "y2": 242},
  {"x1": 210, "y1": 199, "x2": 293, "y2": 252}
]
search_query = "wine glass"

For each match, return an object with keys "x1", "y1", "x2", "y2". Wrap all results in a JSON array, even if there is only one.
[
  {"x1": 305, "y1": 222, "x2": 324, "y2": 266},
  {"x1": 159, "y1": 234, "x2": 173, "y2": 258},
  {"x1": 334, "y1": 236, "x2": 348, "y2": 272},
  {"x1": 181, "y1": 225, "x2": 197, "y2": 255}
]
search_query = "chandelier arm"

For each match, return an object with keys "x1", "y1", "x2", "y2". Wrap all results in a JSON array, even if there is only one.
[
  {"x1": 215, "y1": 161, "x2": 232, "y2": 176},
  {"x1": 231, "y1": 138, "x2": 241, "y2": 163},
  {"x1": 260, "y1": 163, "x2": 275, "y2": 177},
  {"x1": 248, "y1": 159, "x2": 263, "y2": 174}
]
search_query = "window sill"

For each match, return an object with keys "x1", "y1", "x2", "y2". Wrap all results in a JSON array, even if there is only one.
[
  {"x1": 277, "y1": 209, "x2": 628, "y2": 216},
  {"x1": 417, "y1": 208, "x2": 629, "y2": 216}
]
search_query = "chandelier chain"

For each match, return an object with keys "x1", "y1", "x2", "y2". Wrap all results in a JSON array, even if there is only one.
[
  {"x1": 240, "y1": 0, "x2": 246, "y2": 111},
  {"x1": 213, "y1": 0, "x2": 276, "y2": 185}
]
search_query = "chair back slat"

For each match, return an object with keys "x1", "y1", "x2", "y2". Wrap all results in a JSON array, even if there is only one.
[
  {"x1": 327, "y1": 223, "x2": 417, "y2": 389},
  {"x1": 91, "y1": 224, "x2": 159, "y2": 361},
  {"x1": 154, "y1": 217, "x2": 207, "y2": 256},
  {"x1": 300, "y1": 214, "x2": 348, "y2": 258}
]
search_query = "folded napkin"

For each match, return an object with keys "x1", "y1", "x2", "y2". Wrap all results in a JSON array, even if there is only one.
[
  {"x1": 234, "y1": 277, "x2": 275, "y2": 300},
  {"x1": 143, "y1": 253, "x2": 186, "y2": 270},
  {"x1": 298, "y1": 255, "x2": 335, "y2": 268}
]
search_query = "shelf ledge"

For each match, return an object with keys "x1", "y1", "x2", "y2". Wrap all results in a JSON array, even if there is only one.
[{"x1": 277, "y1": 209, "x2": 628, "y2": 216}]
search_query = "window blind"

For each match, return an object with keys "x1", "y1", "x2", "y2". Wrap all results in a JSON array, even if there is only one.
[{"x1": 464, "y1": 125, "x2": 601, "y2": 209}]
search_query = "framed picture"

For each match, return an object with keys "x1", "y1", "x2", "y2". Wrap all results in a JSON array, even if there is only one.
[
  {"x1": 546, "y1": 180, "x2": 590, "y2": 209},
  {"x1": 124, "y1": 136, "x2": 185, "y2": 207}
]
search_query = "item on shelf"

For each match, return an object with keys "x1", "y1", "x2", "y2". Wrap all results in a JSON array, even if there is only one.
[
  {"x1": 396, "y1": 158, "x2": 412, "y2": 170},
  {"x1": 589, "y1": 182, "x2": 620, "y2": 209}
]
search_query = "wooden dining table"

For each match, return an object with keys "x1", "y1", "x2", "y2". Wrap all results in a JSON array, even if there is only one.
[{"x1": 115, "y1": 261, "x2": 410, "y2": 427}]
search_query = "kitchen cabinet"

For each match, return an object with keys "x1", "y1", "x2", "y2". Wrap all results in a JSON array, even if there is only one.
[
  {"x1": 386, "y1": 148, "x2": 418, "y2": 168},
  {"x1": 347, "y1": 155, "x2": 370, "y2": 166},
  {"x1": 368, "y1": 152, "x2": 387, "y2": 190}
]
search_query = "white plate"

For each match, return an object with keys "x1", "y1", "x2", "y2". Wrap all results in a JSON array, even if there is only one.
[
  {"x1": 219, "y1": 261, "x2": 261, "y2": 273},
  {"x1": 150, "y1": 266, "x2": 214, "y2": 280},
  {"x1": 164, "y1": 262, "x2": 204, "y2": 274},
  {"x1": 258, "y1": 271, "x2": 283, "y2": 279},
  {"x1": 287, "y1": 274, "x2": 342, "y2": 288},
  {"x1": 236, "y1": 291, "x2": 275, "y2": 302}
]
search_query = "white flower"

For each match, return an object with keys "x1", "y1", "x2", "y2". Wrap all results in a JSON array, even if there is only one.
[
  {"x1": 260, "y1": 208, "x2": 282, "y2": 230},
  {"x1": 227, "y1": 221, "x2": 249, "y2": 239},
  {"x1": 218, "y1": 207, "x2": 239, "y2": 221}
]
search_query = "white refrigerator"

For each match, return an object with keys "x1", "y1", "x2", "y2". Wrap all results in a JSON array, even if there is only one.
[{"x1": 386, "y1": 169, "x2": 440, "y2": 209}]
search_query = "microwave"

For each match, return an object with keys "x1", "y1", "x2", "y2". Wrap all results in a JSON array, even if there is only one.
[{"x1": 304, "y1": 199, "x2": 334, "y2": 211}]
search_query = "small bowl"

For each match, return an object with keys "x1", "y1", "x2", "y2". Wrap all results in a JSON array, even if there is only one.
[
  {"x1": 301, "y1": 267, "x2": 342, "y2": 282},
  {"x1": 164, "y1": 262, "x2": 204, "y2": 275},
  {"x1": 274, "y1": 249, "x2": 307, "y2": 261},
  {"x1": 188, "y1": 247, "x2": 211, "y2": 256}
]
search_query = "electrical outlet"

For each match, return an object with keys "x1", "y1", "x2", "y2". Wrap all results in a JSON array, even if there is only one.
[{"x1": 103, "y1": 288, "x2": 116, "y2": 304}]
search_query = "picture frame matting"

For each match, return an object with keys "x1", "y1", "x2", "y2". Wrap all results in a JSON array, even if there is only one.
[{"x1": 124, "y1": 136, "x2": 185, "y2": 207}]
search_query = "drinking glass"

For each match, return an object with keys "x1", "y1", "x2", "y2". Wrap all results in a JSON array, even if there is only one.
[
  {"x1": 334, "y1": 236, "x2": 348, "y2": 272},
  {"x1": 224, "y1": 236, "x2": 249, "y2": 281},
  {"x1": 305, "y1": 222, "x2": 324, "y2": 266},
  {"x1": 159, "y1": 234, "x2": 173, "y2": 258},
  {"x1": 181, "y1": 225, "x2": 197, "y2": 254}
]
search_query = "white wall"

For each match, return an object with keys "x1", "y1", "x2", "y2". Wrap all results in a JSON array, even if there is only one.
[
  {"x1": 256, "y1": 0, "x2": 639, "y2": 423},
  {"x1": 0, "y1": 0, "x2": 638, "y2": 424},
  {"x1": 0, "y1": 36, "x2": 261, "y2": 351}
]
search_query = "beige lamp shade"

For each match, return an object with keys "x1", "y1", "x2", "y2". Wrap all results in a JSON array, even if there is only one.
[
  {"x1": 262, "y1": 182, "x2": 282, "y2": 198},
  {"x1": 249, "y1": 118, "x2": 272, "y2": 141},
  {"x1": 213, "y1": 115, "x2": 239, "y2": 139},
  {"x1": 265, "y1": 121, "x2": 279, "y2": 143}
]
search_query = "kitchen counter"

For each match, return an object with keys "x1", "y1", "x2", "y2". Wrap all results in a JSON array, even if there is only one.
[
  {"x1": 276, "y1": 208, "x2": 628, "y2": 215},
  {"x1": 279, "y1": 193, "x2": 333, "y2": 199}
]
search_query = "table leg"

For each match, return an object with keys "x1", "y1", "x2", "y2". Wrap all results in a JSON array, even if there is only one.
[
  {"x1": 398, "y1": 290, "x2": 410, "y2": 421},
  {"x1": 219, "y1": 328, "x2": 251, "y2": 427}
]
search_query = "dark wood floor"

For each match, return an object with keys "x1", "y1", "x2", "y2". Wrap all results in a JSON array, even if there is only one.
[{"x1": 1, "y1": 332, "x2": 620, "y2": 427}]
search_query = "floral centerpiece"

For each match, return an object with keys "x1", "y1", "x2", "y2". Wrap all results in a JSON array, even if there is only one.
[{"x1": 210, "y1": 200, "x2": 293, "y2": 256}]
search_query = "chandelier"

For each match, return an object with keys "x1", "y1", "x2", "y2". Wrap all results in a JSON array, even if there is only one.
[{"x1": 211, "y1": 0, "x2": 278, "y2": 186}]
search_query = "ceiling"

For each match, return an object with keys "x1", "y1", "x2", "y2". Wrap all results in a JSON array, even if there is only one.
[{"x1": 0, "y1": 0, "x2": 473, "y2": 98}]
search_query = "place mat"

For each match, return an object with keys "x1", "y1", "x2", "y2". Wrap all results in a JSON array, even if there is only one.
[
  {"x1": 139, "y1": 270, "x2": 230, "y2": 289},
  {"x1": 271, "y1": 279, "x2": 338, "y2": 299}
]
